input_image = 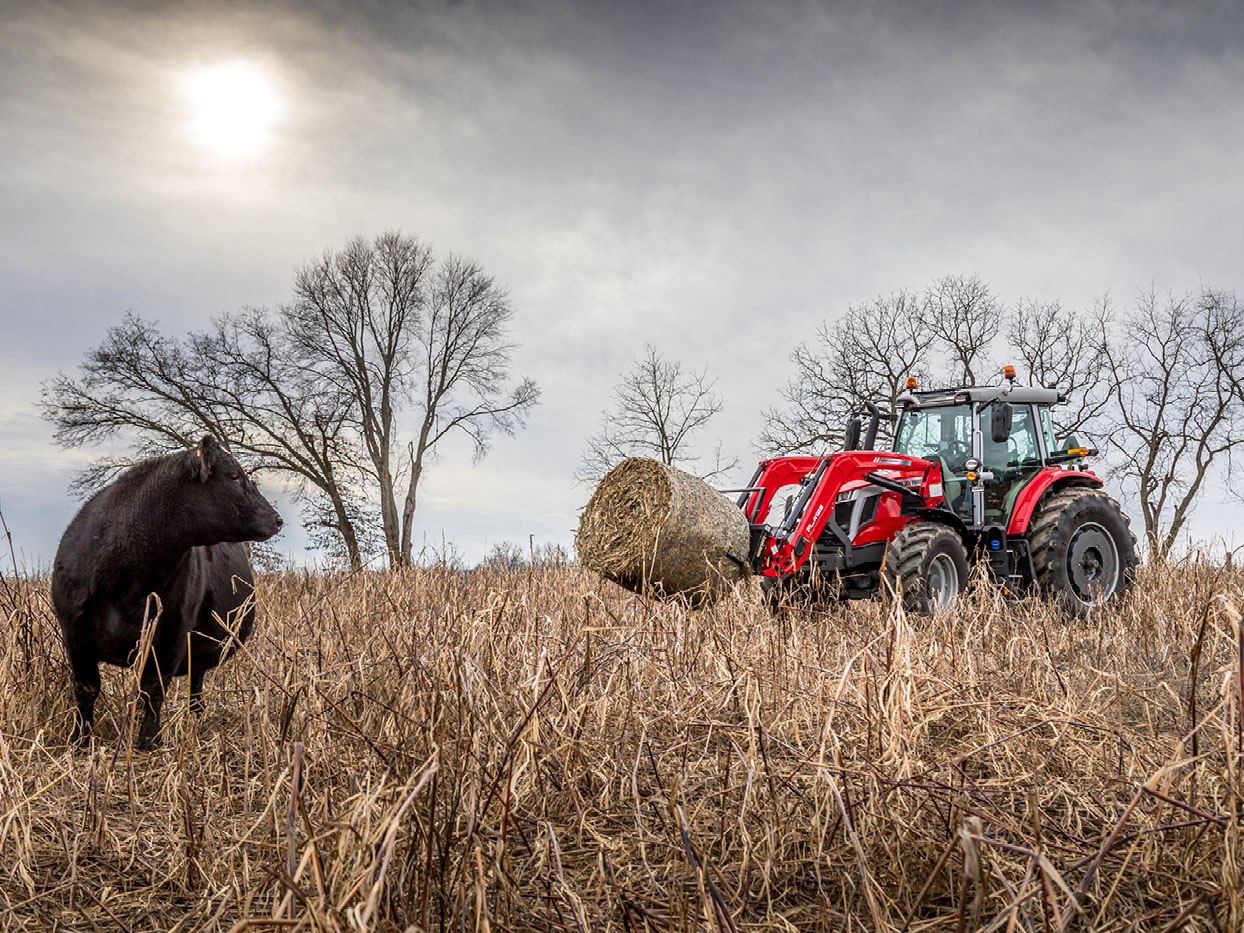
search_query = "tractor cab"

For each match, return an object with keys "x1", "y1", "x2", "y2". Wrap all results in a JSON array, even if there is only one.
[{"x1": 891, "y1": 372, "x2": 1060, "y2": 529}]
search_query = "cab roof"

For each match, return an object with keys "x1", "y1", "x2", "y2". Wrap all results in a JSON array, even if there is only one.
[{"x1": 898, "y1": 383, "x2": 1063, "y2": 408}]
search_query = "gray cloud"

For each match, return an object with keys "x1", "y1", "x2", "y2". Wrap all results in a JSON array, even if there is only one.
[{"x1": 4, "y1": 0, "x2": 1244, "y2": 565}]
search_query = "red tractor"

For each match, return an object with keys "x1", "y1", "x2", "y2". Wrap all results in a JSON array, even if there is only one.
[{"x1": 736, "y1": 368, "x2": 1137, "y2": 614}]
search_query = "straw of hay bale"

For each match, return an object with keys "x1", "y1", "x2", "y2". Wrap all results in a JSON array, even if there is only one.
[{"x1": 576, "y1": 457, "x2": 751, "y2": 604}]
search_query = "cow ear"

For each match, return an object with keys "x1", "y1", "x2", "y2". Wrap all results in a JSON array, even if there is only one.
[{"x1": 194, "y1": 435, "x2": 220, "y2": 482}]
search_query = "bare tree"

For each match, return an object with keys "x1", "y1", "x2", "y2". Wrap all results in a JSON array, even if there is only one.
[
  {"x1": 1099, "y1": 287, "x2": 1244, "y2": 558},
  {"x1": 290, "y1": 240, "x2": 539, "y2": 566},
  {"x1": 576, "y1": 344, "x2": 735, "y2": 483},
  {"x1": 479, "y1": 540, "x2": 528, "y2": 571},
  {"x1": 286, "y1": 234, "x2": 430, "y2": 566},
  {"x1": 1195, "y1": 287, "x2": 1244, "y2": 512},
  {"x1": 401, "y1": 256, "x2": 540, "y2": 562},
  {"x1": 925, "y1": 274, "x2": 1002, "y2": 385},
  {"x1": 266, "y1": 234, "x2": 539, "y2": 567},
  {"x1": 758, "y1": 291, "x2": 931, "y2": 453},
  {"x1": 42, "y1": 231, "x2": 540, "y2": 569},
  {"x1": 478, "y1": 539, "x2": 570, "y2": 571},
  {"x1": 1006, "y1": 296, "x2": 1112, "y2": 439}
]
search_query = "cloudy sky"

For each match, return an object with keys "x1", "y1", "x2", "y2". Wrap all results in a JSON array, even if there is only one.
[{"x1": 3, "y1": 0, "x2": 1243, "y2": 568}]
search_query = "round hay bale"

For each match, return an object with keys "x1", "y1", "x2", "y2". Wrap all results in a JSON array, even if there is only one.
[{"x1": 576, "y1": 457, "x2": 751, "y2": 605}]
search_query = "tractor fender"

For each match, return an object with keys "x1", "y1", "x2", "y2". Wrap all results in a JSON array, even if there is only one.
[
  {"x1": 1006, "y1": 468, "x2": 1102, "y2": 535},
  {"x1": 910, "y1": 507, "x2": 965, "y2": 537},
  {"x1": 907, "y1": 507, "x2": 972, "y2": 545}
]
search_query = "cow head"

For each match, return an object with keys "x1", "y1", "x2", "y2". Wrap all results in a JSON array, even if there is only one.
[{"x1": 188, "y1": 436, "x2": 284, "y2": 544}]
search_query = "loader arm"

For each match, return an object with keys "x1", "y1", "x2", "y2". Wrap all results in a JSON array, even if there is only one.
[{"x1": 747, "y1": 452, "x2": 943, "y2": 577}]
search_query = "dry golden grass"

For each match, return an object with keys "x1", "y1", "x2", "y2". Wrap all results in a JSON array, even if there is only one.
[{"x1": 0, "y1": 559, "x2": 1241, "y2": 931}]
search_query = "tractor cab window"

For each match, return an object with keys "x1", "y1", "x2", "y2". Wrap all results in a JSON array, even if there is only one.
[
  {"x1": 980, "y1": 404, "x2": 1040, "y2": 471},
  {"x1": 1039, "y1": 406, "x2": 1058, "y2": 454},
  {"x1": 893, "y1": 404, "x2": 974, "y2": 470},
  {"x1": 981, "y1": 404, "x2": 1043, "y2": 524}
]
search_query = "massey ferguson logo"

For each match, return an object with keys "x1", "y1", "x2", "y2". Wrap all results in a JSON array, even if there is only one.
[{"x1": 876, "y1": 469, "x2": 922, "y2": 487}]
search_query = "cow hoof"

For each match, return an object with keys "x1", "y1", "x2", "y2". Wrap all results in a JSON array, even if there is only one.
[{"x1": 135, "y1": 734, "x2": 163, "y2": 751}]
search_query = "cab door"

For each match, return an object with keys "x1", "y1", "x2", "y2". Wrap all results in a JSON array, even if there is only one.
[{"x1": 979, "y1": 404, "x2": 1044, "y2": 525}]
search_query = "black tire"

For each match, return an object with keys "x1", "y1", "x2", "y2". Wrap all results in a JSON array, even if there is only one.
[
  {"x1": 1028, "y1": 486, "x2": 1137, "y2": 615},
  {"x1": 884, "y1": 522, "x2": 969, "y2": 615}
]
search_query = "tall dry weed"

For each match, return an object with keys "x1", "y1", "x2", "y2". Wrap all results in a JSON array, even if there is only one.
[{"x1": 0, "y1": 559, "x2": 1240, "y2": 930}]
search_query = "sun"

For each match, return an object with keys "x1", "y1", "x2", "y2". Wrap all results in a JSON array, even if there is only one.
[{"x1": 183, "y1": 60, "x2": 279, "y2": 158}]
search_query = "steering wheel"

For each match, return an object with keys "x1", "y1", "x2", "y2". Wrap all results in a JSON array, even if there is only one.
[{"x1": 939, "y1": 441, "x2": 971, "y2": 471}]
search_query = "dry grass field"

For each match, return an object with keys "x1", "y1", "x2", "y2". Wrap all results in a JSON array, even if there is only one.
[{"x1": 1, "y1": 559, "x2": 1241, "y2": 931}]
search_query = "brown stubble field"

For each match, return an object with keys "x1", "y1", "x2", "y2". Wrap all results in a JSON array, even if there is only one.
[{"x1": 0, "y1": 559, "x2": 1241, "y2": 931}]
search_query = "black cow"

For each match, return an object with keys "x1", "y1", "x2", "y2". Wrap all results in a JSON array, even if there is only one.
[{"x1": 51, "y1": 436, "x2": 283, "y2": 748}]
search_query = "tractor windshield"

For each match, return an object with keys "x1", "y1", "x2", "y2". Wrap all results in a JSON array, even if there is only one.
[
  {"x1": 893, "y1": 404, "x2": 975, "y2": 521},
  {"x1": 893, "y1": 404, "x2": 974, "y2": 470}
]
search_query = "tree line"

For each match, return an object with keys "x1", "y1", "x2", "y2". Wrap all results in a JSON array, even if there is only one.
[
  {"x1": 583, "y1": 275, "x2": 1244, "y2": 560},
  {"x1": 42, "y1": 240, "x2": 1244, "y2": 566}
]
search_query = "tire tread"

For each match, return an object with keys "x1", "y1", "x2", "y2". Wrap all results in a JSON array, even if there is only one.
[
  {"x1": 885, "y1": 522, "x2": 967, "y2": 614},
  {"x1": 1028, "y1": 485, "x2": 1137, "y2": 614}
]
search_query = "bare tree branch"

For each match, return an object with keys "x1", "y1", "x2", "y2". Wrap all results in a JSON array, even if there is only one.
[
  {"x1": 758, "y1": 291, "x2": 932, "y2": 453},
  {"x1": 925, "y1": 274, "x2": 1002, "y2": 385},
  {"x1": 1006, "y1": 295, "x2": 1113, "y2": 439},
  {"x1": 576, "y1": 344, "x2": 736, "y2": 483},
  {"x1": 1099, "y1": 287, "x2": 1244, "y2": 558}
]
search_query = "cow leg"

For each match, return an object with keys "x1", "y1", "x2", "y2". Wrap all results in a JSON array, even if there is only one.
[
  {"x1": 188, "y1": 667, "x2": 207, "y2": 716},
  {"x1": 68, "y1": 652, "x2": 100, "y2": 747},
  {"x1": 135, "y1": 667, "x2": 167, "y2": 750}
]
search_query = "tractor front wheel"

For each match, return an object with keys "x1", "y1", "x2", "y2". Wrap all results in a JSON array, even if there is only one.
[
  {"x1": 884, "y1": 522, "x2": 969, "y2": 615},
  {"x1": 1028, "y1": 487, "x2": 1137, "y2": 615}
]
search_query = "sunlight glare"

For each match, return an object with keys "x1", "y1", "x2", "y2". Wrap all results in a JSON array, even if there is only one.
[{"x1": 183, "y1": 60, "x2": 279, "y2": 158}]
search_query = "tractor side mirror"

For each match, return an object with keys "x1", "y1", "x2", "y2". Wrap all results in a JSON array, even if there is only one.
[
  {"x1": 991, "y1": 402, "x2": 1013, "y2": 443},
  {"x1": 844, "y1": 416, "x2": 861, "y2": 451}
]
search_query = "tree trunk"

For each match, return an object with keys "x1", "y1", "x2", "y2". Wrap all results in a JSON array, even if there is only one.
[
  {"x1": 400, "y1": 462, "x2": 421, "y2": 566},
  {"x1": 332, "y1": 502, "x2": 363, "y2": 571},
  {"x1": 375, "y1": 456, "x2": 403, "y2": 568},
  {"x1": 400, "y1": 427, "x2": 433, "y2": 566}
]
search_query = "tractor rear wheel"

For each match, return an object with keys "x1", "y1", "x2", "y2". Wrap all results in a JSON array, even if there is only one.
[
  {"x1": 884, "y1": 522, "x2": 968, "y2": 615},
  {"x1": 1028, "y1": 487, "x2": 1137, "y2": 615}
]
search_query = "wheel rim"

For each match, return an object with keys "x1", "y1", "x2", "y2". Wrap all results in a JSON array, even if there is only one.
[
  {"x1": 926, "y1": 552, "x2": 961, "y2": 608},
  {"x1": 1066, "y1": 521, "x2": 1121, "y2": 606}
]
